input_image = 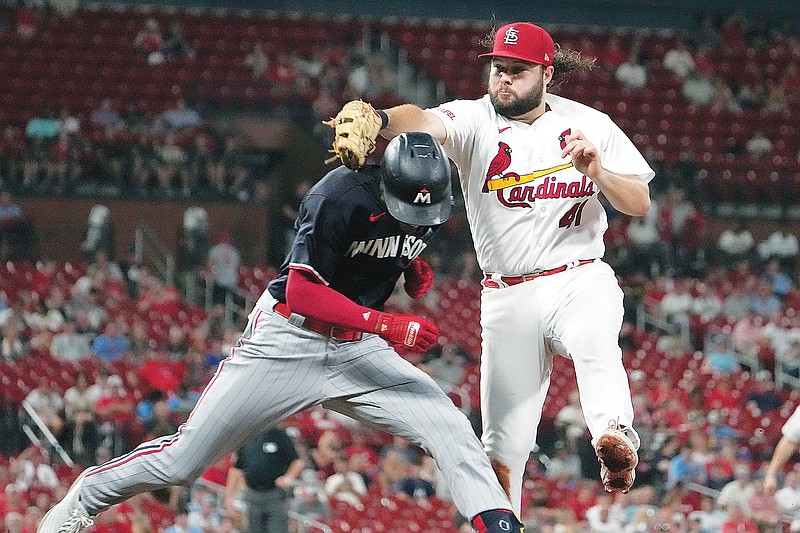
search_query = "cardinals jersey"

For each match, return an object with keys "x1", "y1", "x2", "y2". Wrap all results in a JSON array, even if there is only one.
[{"x1": 429, "y1": 93, "x2": 654, "y2": 276}]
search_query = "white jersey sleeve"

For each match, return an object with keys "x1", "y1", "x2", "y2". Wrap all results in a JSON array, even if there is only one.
[
  {"x1": 782, "y1": 405, "x2": 800, "y2": 442},
  {"x1": 427, "y1": 94, "x2": 654, "y2": 276}
]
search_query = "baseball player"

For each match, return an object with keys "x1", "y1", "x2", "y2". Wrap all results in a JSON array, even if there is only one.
[
  {"x1": 38, "y1": 132, "x2": 525, "y2": 533},
  {"x1": 764, "y1": 403, "x2": 800, "y2": 495},
  {"x1": 325, "y1": 22, "x2": 654, "y2": 512}
]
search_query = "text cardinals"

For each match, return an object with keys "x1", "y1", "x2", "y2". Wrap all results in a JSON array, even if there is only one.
[{"x1": 496, "y1": 175, "x2": 595, "y2": 208}]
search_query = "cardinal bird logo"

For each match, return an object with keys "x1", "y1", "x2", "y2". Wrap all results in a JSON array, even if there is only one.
[
  {"x1": 558, "y1": 128, "x2": 572, "y2": 150},
  {"x1": 483, "y1": 142, "x2": 513, "y2": 192}
]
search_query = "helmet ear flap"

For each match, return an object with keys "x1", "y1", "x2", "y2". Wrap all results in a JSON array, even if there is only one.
[{"x1": 380, "y1": 132, "x2": 454, "y2": 226}]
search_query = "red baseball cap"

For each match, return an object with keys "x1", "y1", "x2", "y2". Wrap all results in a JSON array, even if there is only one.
[{"x1": 479, "y1": 22, "x2": 554, "y2": 67}]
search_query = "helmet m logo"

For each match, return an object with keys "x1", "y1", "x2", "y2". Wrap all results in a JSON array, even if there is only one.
[
  {"x1": 503, "y1": 27, "x2": 519, "y2": 45},
  {"x1": 414, "y1": 188, "x2": 431, "y2": 204}
]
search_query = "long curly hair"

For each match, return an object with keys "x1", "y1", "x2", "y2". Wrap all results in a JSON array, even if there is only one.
[{"x1": 479, "y1": 23, "x2": 596, "y2": 87}]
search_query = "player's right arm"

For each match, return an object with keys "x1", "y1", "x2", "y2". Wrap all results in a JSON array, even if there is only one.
[
  {"x1": 286, "y1": 269, "x2": 438, "y2": 353},
  {"x1": 381, "y1": 104, "x2": 447, "y2": 144}
]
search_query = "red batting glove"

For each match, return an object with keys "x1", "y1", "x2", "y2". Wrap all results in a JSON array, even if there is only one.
[
  {"x1": 374, "y1": 312, "x2": 439, "y2": 353},
  {"x1": 404, "y1": 257, "x2": 434, "y2": 298}
]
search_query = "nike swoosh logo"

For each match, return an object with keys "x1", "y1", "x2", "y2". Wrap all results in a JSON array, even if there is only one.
[
  {"x1": 369, "y1": 212, "x2": 387, "y2": 222},
  {"x1": 498, "y1": 127, "x2": 511, "y2": 134}
]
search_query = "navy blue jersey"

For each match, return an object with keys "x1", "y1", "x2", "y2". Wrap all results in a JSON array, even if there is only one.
[{"x1": 268, "y1": 165, "x2": 441, "y2": 310}]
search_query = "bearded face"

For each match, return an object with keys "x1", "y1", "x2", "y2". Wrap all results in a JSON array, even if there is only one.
[{"x1": 488, "y1": 61, "x2": 546, "y2": 119}]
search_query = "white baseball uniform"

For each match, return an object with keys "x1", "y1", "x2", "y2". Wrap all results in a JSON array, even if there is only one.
[
  {"x1": 429, "y1": 92, "x2": 654, "y2": 511},
  {"x1": 782, "y1": 405, "x2": 800, "y2": 442}
]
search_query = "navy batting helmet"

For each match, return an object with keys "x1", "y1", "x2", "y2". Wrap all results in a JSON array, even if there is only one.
[{"x1": 380, "y1": 132, "x2": 453, "y2": 226}]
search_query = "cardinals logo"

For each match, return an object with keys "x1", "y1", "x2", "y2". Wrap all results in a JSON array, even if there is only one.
[
  {"x1": 482, "y1": 133, "x2": 581, "y2": 209},
  {"x1": 483, "y1": 142, "x2": 516, "y2": 192},
  {"x1": 558, "y1": 128, "x2": 571, "y2": 150}
]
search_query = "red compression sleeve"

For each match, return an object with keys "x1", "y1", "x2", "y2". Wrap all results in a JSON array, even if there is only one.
[{"x1": 285, "y1": 268, "x2": 380, "y2": 332}]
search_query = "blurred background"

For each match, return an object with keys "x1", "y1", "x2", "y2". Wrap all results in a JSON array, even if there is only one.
[{"x1": 2, "y1": 0, "x2": 800, "y2": 532}]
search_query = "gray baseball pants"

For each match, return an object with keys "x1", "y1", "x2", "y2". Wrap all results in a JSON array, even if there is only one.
[{"x1": 78, "y1": 295, "x2": 511, "y2": 520}]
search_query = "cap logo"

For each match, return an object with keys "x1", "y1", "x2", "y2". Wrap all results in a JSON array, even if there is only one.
[
  {"x1": 414, "y1": 189, "x2": 431, "y2": 204},
  {"x1": 544, "y1": 53, "x2": 550, "y2": 61},
  {"x1": 503, "y1": 27, "x2": 519, "y2": 45}
]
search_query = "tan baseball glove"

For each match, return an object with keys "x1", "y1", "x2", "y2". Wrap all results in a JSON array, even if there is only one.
[{"x1": 322, "y1": 100, "x2": 383, "y2": 170}]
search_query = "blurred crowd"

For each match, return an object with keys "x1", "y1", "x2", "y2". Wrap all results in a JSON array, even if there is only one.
[{"x1": 1, "y1": 232, "x2": 800, "y2": 531}]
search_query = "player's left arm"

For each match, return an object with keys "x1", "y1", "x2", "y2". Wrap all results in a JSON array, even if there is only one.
[{"x1": 561, "y1": 130, "x2": 651, "y2": 217}]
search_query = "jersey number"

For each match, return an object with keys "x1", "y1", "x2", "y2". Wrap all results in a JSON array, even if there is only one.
[{"x1": 558, "y1": 200, "x2": 588, "y2": 229}]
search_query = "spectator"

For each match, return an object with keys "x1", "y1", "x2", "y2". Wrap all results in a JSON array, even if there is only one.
[
  {"x1": 311, "y1": 88, "x2": 341, "y2": 144},
  {"x1": 584, "y1": 493, "x2": 623, "y2": 532},
  {"x1": 722, "y1": 280, "x2": 752, "y2": 321},
  {"x1": 10, "y1": 446, "x2": 58, "y2": 492},
  {"x1": 1, "y1": 316, "x2": 27, "y2": 360},
  {"x1": 395, "y1": 455, "x2": 436, "y2": 499},
  {"x1": 658, "y1": 278, "x2": 694, "y2": 325},
  {"x1": 689, "y1": 496, "x2": 728, "y2": 533},
  {"x1": 757, "y1": 228, "x2": 799, "y2": 268},
  {"x1": 718, "y1": 464, "x2": 755, "y2": 509},
  {"x1": 91, "y1": 319, "x2": 130, "y2": 363},
  {"x1": 735, "y1": 82, "x2": 764, "y2": 111},
  {"x1": 154, "y1": 132, "x2": 188, "y2": 197},
  {"x1": 746, "y1": 370, "x2": 783, "y2": 412},
  {"x1": 763, "y1": 259, "x2": 793, "y2": 299},
  {"x1": 134, "y1": 18, "x2": 164, "y2": 62},
  {"x1": 144, "y1": 399, "x2": 178, "y2": 440},
  {"x1": 744, "y1": 480, "x2": 781, "y2": 531},
  {"x1": 157, "y1": 99, "x2": 202, "y2": 132},
  {"x1": 324, "y1": 454, "x2": 368, "y2": 508},
  {"x1": 162, "y1": 21, "x2": 193, "y2": 61},
  {"x1": 95, "y1": 374, "x2": 136, "y2": 456},
  {"x1": 166, "y1": 381, "x2": 200, "y2": 420},
  {"x1": 420, "y1": 342, "x2": 466, "y2": 388},
  {"x1": 188, "y1": 491, "x2": 223, "y2": 533},
  {"x1": 682, "y1": 70, "x2": 715, "y2": 106},
  {"x1": 691, "y1": 281, "x2": 723, "y2": 321},
  {"x1": 62, "y1": 370, "x2": 100, "y2": 465},
  {"x1": 672, "y1": 201, "x2": 708, "y2": 277},
  {"x1": 748, "y1": 280, "x2": 781, "y2": 316},
  {"x1": 687, "y1": 12, "x2": 722, "y2": 49},
  {"x1": 24, "y1": 108, "x2": 60, "y2": 141},
  {"x1": 543, "y1": 441, "x2": 581, "y2": 481},
  {"x1": 702, "y1": 333, "x2": 739, "y2": 375},
  {"x1": 23, "y1": 378, "x2": 64, "y2": 436},
  {"x1": 615, "y1": 49, "x2": 647, "y2": 90},
  {"x1": 763, "y1": 79, "x2": 789, "y2": 113},
  {"x1": 206, "y1": 230, "x2": 242, "y2": 306},
  {"x1": 774, "y1": 470, "x2": 800, "y2": 522},
  {"x1": 164, "y1": 511, "x2": 202, "y2": 533},
  {"x1": 709, "y1": 77, "x2": 740, "y2": 112},
  {"x1": 244, "y1": 41, "x2": 269, "y2": 79},
  {"x1": 49, "y1": 317, "x2": 92, "y2": 362},
  {"x1": 716, "y1": 219, "x2": 754, "y2": 267},
  {"x1": 265, "y1": 52, "x2": 299, "y2": 97},
  {"x1": 666, "y1": 443, "x2": 708, "y2": 489},
  {"x1": 0, "y1": 190, "x2": 33, "y2": 261},
  {"x1": 663, "y1": 41, "x2": 695, "y2": 78},
  {"x1": 745, "y1": 129, "x2": 773, "y2": 159},
  {"x1": 345, "y1": 53, "x2": 369, "y2": 97},
  {"x1": 598, "y1": 34, "x2": 627, "y2": 72}
]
